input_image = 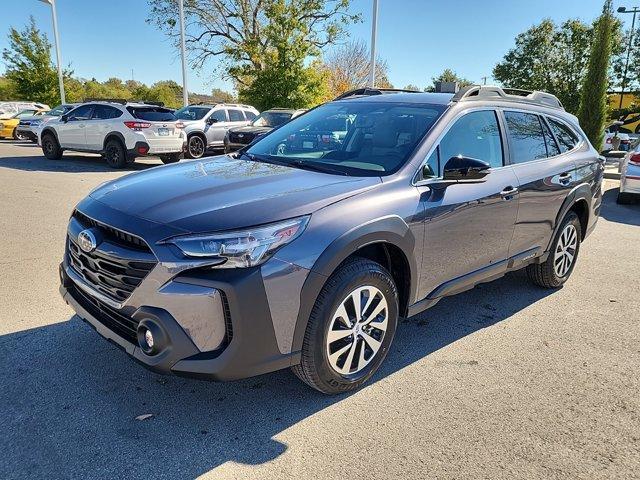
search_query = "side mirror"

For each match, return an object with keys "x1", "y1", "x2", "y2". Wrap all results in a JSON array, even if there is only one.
[
  {"x1": 61, "y1": 114, "x2": 69, "y2": 123},
  {"x1": 207, "y1": 117, "x2": 219, "y2": 125},
  {"x1": 442, "y1": 156, "x2": 491, "y2": 182}
]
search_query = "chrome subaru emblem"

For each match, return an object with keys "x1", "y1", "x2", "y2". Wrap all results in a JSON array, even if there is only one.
[
  {"x1": 238, "y1": 133, "x2": 244, "y2": 138},
  {"x1": 78, "y1": 229, "x2": 98, "y2": 253}
]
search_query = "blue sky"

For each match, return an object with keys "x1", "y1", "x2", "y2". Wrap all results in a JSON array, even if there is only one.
[{"x1": 0, "y1": 0, "x2": 619, "y2": 95}]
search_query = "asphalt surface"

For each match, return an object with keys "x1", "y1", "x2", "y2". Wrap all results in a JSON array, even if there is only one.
[{"x1": 0, "y1": 140, "x2": 639, "y2": 480}]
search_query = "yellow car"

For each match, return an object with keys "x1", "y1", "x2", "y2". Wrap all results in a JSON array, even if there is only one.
[{"x1": 0, "y1": 108, "x2": 49, "y2": 139}]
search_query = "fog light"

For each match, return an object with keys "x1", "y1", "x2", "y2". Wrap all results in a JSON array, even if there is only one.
[{"x1": 144, "y1": 329, "x2": 154, "y2": 349}]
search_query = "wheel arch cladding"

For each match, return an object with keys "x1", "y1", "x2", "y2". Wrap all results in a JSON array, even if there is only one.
[
  {"x1": 103, "y1": 131, "x2": 127, "y2": 150},
  {"x1": 569, "y1": 198, "x2": 589, "y2": 240},
  {"x1": 549, "y1": 184, "x2": 591, "y2": 251},
  {"x1": 41, "y1": 127, "x2": 59, "y2": 143},
  {"x1": 291, "y1": 215, "x2": 417, "y2": 354}
]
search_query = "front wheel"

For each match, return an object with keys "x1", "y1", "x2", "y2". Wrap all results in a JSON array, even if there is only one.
[
  {"x1": 13, "y1": 129, "x2": 28, "y2": 141},
  {"x1": 160, "y1": 153, "x2": 181, "y2": 164},
  {"x1": 186, "y1": 135, "x2": 206, "y2": 159},
  {"x1": 292, "y1": 258, "x2": 399, "y2": 394},
  {"x1": 527, "y1": 211, "x2": 581, "y2": 288},
  {"x1": 41, "y1": 133, "x2": 62, "y2": 160}
]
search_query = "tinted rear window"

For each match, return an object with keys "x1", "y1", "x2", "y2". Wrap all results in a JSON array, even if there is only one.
[{"x1": 127, "y1": 106, "x2": 176, "y2": 121}]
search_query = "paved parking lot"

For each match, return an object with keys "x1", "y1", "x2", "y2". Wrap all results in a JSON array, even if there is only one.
[{"x1": 0, "y1": 139, "x2": 639, "y2": 480}]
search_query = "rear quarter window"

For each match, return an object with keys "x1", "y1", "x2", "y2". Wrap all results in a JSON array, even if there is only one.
[{"x1": 547, "y1": 118, "x2": 580, "y2": 153}]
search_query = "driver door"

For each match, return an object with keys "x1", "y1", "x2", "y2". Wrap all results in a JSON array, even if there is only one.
[
  {"x1": 204, "y1": 108, "x2": 229, "y2": 147},
  {"x1": 416, "y1": 109, "x2": 520, "y2": 300},
  {"x1": 57, "y1": 104, "x2": 93, "y2": 149}
]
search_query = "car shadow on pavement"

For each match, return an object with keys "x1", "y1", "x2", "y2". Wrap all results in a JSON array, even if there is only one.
[
  {"x1": 0, "y1": 270, "x2": 555, "y2": 479},
  {"x1": 600, "y1": 187, "x2": 640, "y2": 226},
  {"x1": 0, "y1": 154, "x2": 156, "y2": 173}
]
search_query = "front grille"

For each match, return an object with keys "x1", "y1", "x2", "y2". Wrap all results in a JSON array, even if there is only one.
[
  {"x1": 67, "y1": 238, "x2": 156, "y2": 302},
  {"x1": 228, "y1": 132, "x2": 253, "y2": 144},
  {"x1": 73, "y1": 210, "x2": 151, "y2": 252},
  {"x1": 69, "y1": 284, "x2": 139, "y2": 344}
]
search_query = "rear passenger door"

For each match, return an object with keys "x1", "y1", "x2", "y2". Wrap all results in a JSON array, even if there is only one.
[
  {"x1": 503, "y1": 110, "x2": 578, "y2": 257},
  {"x1": 416, "y1": 109, "x2": 520, "y2": 300},
  {"x1": 86, "y1": 105, "x2": 122, "y2": 151}
]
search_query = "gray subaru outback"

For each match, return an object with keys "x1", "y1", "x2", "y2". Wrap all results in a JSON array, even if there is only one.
[{"x1": 59, "y1": 86, "x2": 604, "y2": 394}]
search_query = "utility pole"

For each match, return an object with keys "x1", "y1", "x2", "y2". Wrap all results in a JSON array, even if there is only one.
[
  {"x1": 617, "y1": 6, "x2": 640, "y2": 110},
  {"x1": 178, "y1": 0, "x2": 189, "y2": 106},
  {"x1": 481, "y1": 76, "x2": 489, "y2": 85},
  {"x1": 38, "y1": 0, "x2": 65, "y2": 104},
  {"x1": 368, "y1": 0, "x2": 379, "y2": 88}
]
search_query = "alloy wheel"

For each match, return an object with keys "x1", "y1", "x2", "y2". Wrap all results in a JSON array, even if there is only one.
[
  {"x1": 554, "y1": 223, "x2": 578, "y2": 277},
  {"x1": 325, "y1": 285, "x2": 389, "y2": 375},
  {"x1": 189, "y1": 136, "x2": 205, "y2": 158}
]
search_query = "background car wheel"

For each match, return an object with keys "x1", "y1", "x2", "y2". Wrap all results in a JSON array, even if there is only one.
[
  {"x1": 160, "y1": 153, "x2": 181, "y2": 164},
  {"x1": 41, "y1": 133, "x2": 62, "y2": 160},
  {"x1": 616, "y1": 191, "x2": 636, "y2": 204},
  {"x1": 186, "y1": 135, "x2": 206, "y2": 159},
  {"x1": 292, "y1": 258, "x2": 399, "y2": 395},
  {"x1": 103, "y1": 139, "x2": 127, "y2": 169},
  {"x1": 13, "y1": 129, "x2": 27, "y2": 141},
  {"x1": 527, "y1": 211, "x2": 581, "y2": 288}
]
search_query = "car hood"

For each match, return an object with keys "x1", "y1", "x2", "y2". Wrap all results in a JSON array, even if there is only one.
[
  {"x1": 89, "y1": 155, "x2": 380, "y2": 233},
  {"x1": 229, "y1": 125, "x2": 272, "y2": 135},
  {"x1": 18, "y1": 115, "x2": 50, "y2": 123}
]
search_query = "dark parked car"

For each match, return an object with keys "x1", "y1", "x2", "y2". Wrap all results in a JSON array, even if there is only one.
[
  {"x1": 59, "y1": 86, "x2": 603, "y2": 394},
  {"x1": 223, "y1": 108, "x2": 306, "y2": 152}
]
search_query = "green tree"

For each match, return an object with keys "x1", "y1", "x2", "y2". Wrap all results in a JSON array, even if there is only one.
[
  {"x1": 424, "y1": 69, "x2": 473, "y2": 92},
  {"x1": 210, "y1": 88, "x2": 236, "y2": 103},
  {"x1": 403, "y1": 84, "x2": 421, "y2": 91},
  {"x1": 147, "y1": 0, "x2": 359, "y2": 88},
  {"x1": 493, "y1": 18, "x2": 622, "y2": 114},
  {"x1": 1, "y1": 16, "x2": 71, "y2": 106},
  {"x1": 578, "y1": 1, "x2": 616, "y2": 148},
  {"x1": 0, "y1": 76, "x2": 17, "y2": 100}
]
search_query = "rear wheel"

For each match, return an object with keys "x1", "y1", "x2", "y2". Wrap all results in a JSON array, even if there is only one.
[
  {"x1": 103, "y1": 139, "x2": 127, "y2": 169},
  {"x1": 186, "y1": 135, "x2": 206, "y2": 159},
  {"x1": 527, "y1": 211, "x2": 581, "y2": 288},
  {"x1": 292, "y1": 258, "x2": 398, "y2": 394},
  {"x1": 160, "y1": 153, "x2": 181, "y2": 164},
  {"x1": 41, "y1": 133, "x2": 62, "y2": 160}
]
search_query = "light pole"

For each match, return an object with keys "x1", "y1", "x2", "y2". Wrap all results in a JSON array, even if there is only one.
[
  {"x1": 38, "y1": 0, "x2": 65, "y2": 104},
  {"x1": 368, "y1": 0, "x2": 378, "y2": 88},
  {"x1": 178, "y1": 0, "x2": 189, "y2": 106},
  {"x1": 617, "y1": 6, "x2": 640, "y2": 110}
]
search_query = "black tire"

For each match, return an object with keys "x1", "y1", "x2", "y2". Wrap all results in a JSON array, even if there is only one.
[
  {"x1": 292, "y1": 258, "x2": 399, "y2": 394},
  {"x1": 527, "y1": 211, "x2": 581, "y2": 288},
  {"x1": 41, "y1": 133, "x2": 63, "y2": 160},
  {"x1": 103, "y1": 139, "x2": 128, "y2": 169},
  {"x1": 616, "y1": 190, "x2": 635, "y2": 204},
  {"x1": 186, "y1": 134, "x2": 206, "y2": 159},
  {"x1": 160, "y1": 153, "x2": 181, "y2": 164},
  {"x1": 13, "y1": 129, "x2": 27, "y2": 141}
]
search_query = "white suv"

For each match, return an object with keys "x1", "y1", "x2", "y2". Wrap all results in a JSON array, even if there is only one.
[
  {"x1": 174, "y1": 103, "x2": 259, "y2": 158},
  {"x1": 39, "y1": 101, "x2": 186, "y2": 168}
]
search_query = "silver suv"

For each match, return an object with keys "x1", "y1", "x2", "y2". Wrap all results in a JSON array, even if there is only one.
[
  {"x1": 175, "y1": 103, "x2": 259, "y2": 158},
  {"x1": 59, "y1": 86, "x2": 603, "y2": 394}
]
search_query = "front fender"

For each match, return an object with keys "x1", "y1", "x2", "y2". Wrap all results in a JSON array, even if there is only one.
[{"x1": 290, "y1": 215, "x2": 417, "y2": 353}]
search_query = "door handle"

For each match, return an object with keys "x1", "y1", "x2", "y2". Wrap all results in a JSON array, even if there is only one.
[
  {"x1": 500, "y1": 186, "x2": 518, "y2": 200},
  {"x1": 558, "y1": 172, "x2": 571, "y2": 185}
]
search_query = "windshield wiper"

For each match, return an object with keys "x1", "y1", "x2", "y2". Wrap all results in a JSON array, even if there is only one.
[{"x1": 284, "y1": 159, "x2": 348, "y2": 176}]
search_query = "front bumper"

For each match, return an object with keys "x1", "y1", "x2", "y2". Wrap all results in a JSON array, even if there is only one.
[{"x1": 15, "y1": 126, "x2": 37, "y2": 140}]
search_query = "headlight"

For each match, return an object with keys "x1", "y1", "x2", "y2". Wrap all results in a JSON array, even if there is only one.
[
  {"x1": 30, "y1": 120, "x2": 41, "y2": 127},
  {"x1": 164, "y1": 216, "x2": 309, "y2": 268}
]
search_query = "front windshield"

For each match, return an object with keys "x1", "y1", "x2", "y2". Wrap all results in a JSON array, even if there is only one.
[
  {"x1": 47, "y1": 105, "x2": 73, "y2": 116},
  {"x1": 14, "y1": 110, "x2": 37, "y2": 119},
  {"x1": 174, "y1": 106, "x2": 210, "y2": 121},
  {"x1": 252, "y1": 111, "x2": 292, "y2": 128},
  {"x1": 246, "y1": 101, "x2": 446, "y2": 176}
]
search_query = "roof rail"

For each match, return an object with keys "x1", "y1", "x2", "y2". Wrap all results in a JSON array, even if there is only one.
[
  {"x1": 451, "y1": 85, "x2": 564, "y2": 110},
  {"x1": 82, "y1": 98, "x2": 166, "y2": 107},
  {"x1": 334, "y1": 87, "x2": 421, "y2": 101}
]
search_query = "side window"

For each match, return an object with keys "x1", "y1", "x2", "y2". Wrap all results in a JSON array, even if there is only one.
[
  {"x1": 541, "y1": 118, "x2": 560, "y2": 156},
  {"x1": 92, "y1": 105, "x2": 122, "y2": 120},
  {"x1": 439, "y1": 110, "x2": 504, "y2": 170},
  {"x1": 504, "y1": 111, "x2": 547, "y2": 163},
  {"x1": 228, "y1": 109, "x2": 245, "y2": 122},
  {"x1": 548, "y1": 118, "x2": 579, "y2": 153},
  {"x1": 244, "y1": 110, "x2": 257, "y2": 121},
  {"x1": 67, "y1": 105, "x2": 93, "y2": 121},
  {"x1": 209, "y1": 109, "x2": 227, "y2": 123}
]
